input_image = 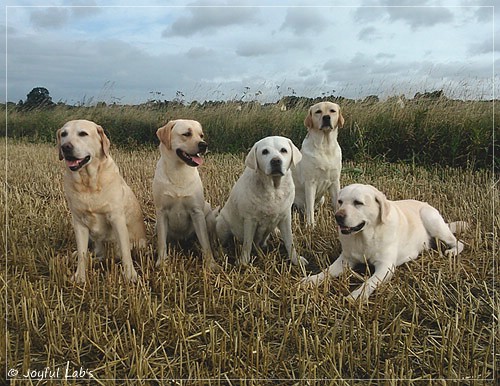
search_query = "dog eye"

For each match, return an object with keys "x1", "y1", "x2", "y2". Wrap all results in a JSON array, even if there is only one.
[
  {"x1": 61, "y1": 131, "x2": 68, "y2": 137},
  {"x1": 315, "y1": 110, "x2": 322, "y2": 114},
  {"x1": 280, "y1": 148, "x2": 288, "y2": 153},
  {"x1": 183, "y1": 132, "x2": 192, "y2": 137},
  {"x1": 262, "y1": 149, "x2": 269, "y2": 155},
  {"x1": 338, "y1": 200, "x2": 343, "y2": 205},
  {"x1": 354, "y1": 200, "x2": 364, "y2": 206},
  {"x1": 78, "y1": 131, "x2": 88, "y2": 137},
  {"x1": 330, "y1": 109, "x2": 336, "y2": 113}
]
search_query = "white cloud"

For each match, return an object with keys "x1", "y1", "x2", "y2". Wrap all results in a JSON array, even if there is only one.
[
  {"x1": 30, "y1": 7, "x2": 70, "y2": 29},
  {"x1": 162, "y1": 3, "x2": 261, "y2": 37},
  {"x1": 3, "y1": 2, "x2": 497, "y2": 104},
  {"x1": 280, "y1": 7, "x2": 328, "y2": 35},
  {"x1": 355, "y1": 1, "x2": 454, "y2": 29}
]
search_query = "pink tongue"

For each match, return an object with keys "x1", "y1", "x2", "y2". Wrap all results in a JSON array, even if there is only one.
[
  {"x1": 65, "y1": 159, "x2": 80, "y2": 168},
  {"x1": 191, "y1": 156, "x2": 203, "y2": 166}
]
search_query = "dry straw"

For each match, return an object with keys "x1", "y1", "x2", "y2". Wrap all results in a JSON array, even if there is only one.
[{"x1": 2, "y1": 138, "x2": 497, "y2": 383}]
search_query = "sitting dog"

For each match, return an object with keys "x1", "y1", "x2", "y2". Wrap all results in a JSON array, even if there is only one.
[
  {"x1": 302, "y1": 183, "x2": 467, "y2": 300},
  {"x1": 216, "y1": 136, "x2": 307, "y2": 266},
  {"x1": 293, "y1": 101, "x2": 345, "y2": 226},
  {"x1": 152, "y1": 119, "x2": 219, "y2": 271},
  {"x1": 57, "y1": 119, "x2": 146, "y2": 283}
]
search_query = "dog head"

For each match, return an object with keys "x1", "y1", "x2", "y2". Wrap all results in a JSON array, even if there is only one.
[
  {"x1": 304, "y1": 101, "x2": 344, "y2": 132},
  {"x1": 57, "y1": 119, "x2": 110, "y2": 172},
  {"x1": 156, "y1": 119, "x2": 208, "y2": 167},
  {"x1": 245, "y1": 136, "x2": 302, "y2": 176},
  {"x1": 334, "y1": 184, "x2": 390, "y2": 235}
]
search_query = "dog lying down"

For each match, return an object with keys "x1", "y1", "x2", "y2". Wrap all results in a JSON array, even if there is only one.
[
  {"x1": 302, "y1": 183, "x2": 467, "y2": 301},
  {"x1": 216, "y1": 136, "x2": 307, "y2": 266}
]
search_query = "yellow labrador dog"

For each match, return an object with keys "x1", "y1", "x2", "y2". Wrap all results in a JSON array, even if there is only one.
[
  {"x1": 153, "y1": 119, "x2": 218, "y2": 270},
  {"x1": 57, "y1": 119, "x2": 146, "y2": 283},
  {"x1": 216, "y1": 136, "x2": 307, "y2": 266},
  {"x1": 293, "y1": 101, "x2": 345, "y2": 226},
  {"x1": 302, "y1": 184, "x2": 466, "y2": 300}
]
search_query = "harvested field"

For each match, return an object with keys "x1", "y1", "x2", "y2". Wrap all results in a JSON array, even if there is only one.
[{"x1": 2, "y1": 139, "x2": 497, "y2": 384}]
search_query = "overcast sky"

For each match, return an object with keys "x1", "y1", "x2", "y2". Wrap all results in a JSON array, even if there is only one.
[{"x1": 3, "y1": 0, "x2": 498, "y2": 105}]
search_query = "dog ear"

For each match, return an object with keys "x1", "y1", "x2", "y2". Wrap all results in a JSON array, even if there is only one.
[
  {"x1": 288, "y1": 139, "x2": 302, "y2": 167},
  {"x1": 374, "y1": 188, "x2": 390, "y2": 223},
  {"x1": 56, "y1": 128, "x2": 64, "y2": 160},
  {"x1": 304, "y1": 107, "x2": 314, "y2": 130},
  {"x1": 245, "y1": 142, "x2": 258, "y2": 170},
  {"x1": 337, "y1": 109, "x2": 345, "y2": 128},
  {"x1": 96, "y1": 125, "x2": 110, "y2": 157},
  {"x1": 156, "y1": 120, "x2": 176, "y2": 149}
]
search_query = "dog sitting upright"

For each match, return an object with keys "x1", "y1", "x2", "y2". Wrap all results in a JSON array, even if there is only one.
[
  {"x1": 216, "y1": 136, "x2": 307, "y2": 266},
  {"x1": 293, "y1": 101, "x2": 345, "y2": 226},
  {"x1": 152, "y1": 119, "x2": 219, "y2": 271},
  {"x1": 57, "y1": 119, "x2": 146, "y2": 283}
]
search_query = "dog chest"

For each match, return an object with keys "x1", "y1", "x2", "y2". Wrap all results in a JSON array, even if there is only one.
[
  {"x1": 159, "y1": 196, "x2": 201, "y2": 236},
  {"x1": 247, "y1": 181, "x2": 293, "y2": 215},
  {"x1": 77, "y1": 210, "x2": 115, "y2": 241}
]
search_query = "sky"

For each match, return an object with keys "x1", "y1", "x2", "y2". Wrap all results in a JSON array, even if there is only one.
[{"x1": 2, "y1": 0, "x2": 499, "y2": 105}]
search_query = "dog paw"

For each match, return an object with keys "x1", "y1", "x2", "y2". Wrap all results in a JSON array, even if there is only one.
[
  {"x1": 444, "y1": 241, "x2": 464, "y2": 257},
  {"x1": 205, "y1": 258, "x2": 222, "y2": 273},
  {"x1": 346, "y1": 292, "x2": 360, "y2": 302},
  {"x1": 155, "y1": 253, "x2": 168, "y2": 268},
  {"x1": 71, "y1": 271, "x2": 86, "y2": 284},
  {"x1": 291, "y1": 255, "x2": 309, "y2": 266},
  {"x1": 123, "y1": 266, "x2": 138, "y2": 283},
  {"x1": 236, "y1": 254, "x2": 252, "y2": 266},
  {"x1": 348, "y1": 287, "x2": 371, "y2": 302},
  {"x1": 300, "y1": 273, "x2": 322, "y2": 287}
]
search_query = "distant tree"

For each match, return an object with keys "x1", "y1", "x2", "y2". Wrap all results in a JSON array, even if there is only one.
[
  {"x1": 362, "y1": 95, "x2": 379, "y2": 104},
  {"x1": 414, "y1": 90, "x2": 446, "y2": 100},
  {"x1": 23, "y1": 87, "x2": 55, "y2": 109}
]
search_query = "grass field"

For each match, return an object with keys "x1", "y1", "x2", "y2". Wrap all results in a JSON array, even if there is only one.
[
  {"x1": 3, "y1": 94, "x2": 496, "y2": 169},
  {"x1": 1, "y1": 139, "x2": 497, "y2": 384}
]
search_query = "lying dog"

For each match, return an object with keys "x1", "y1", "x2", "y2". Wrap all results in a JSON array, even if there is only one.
[
  {"x1": 152, "y1": 119, "x2": 219, "y2": 271},
  {"x1": 302, "y1": 183, "x2": 467, "y2": 300},
  {"x1": 216, "y1": 136, "x2": 307, "y2": 266},
  {"x1": 57, "y1": 119, "x2": 146, "y2": 283},
  {"x1": 293, "y1": 101, "x2": 345, "y2": 226}
]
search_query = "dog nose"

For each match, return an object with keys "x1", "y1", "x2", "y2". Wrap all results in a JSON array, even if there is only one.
[
  {"x1": 198, "y1": 141, "x2": 208, "y2": 153},
  {"x1": 322, "y1": 115, "x2": 331, "y2": 126},
  {"x1": 270, "y1": 158, "x2": 282, "y2": 168},
  {"x1": 335, "y1": 211, "x2": 346, "y2": 226},
  {"x1": 61, "y1": 142, "x2": 73, "y2": 154}
]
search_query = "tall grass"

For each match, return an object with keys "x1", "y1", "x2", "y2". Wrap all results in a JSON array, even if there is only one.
[
  {"x1": 2, "y1": 95, "x2": 497, "y2": 168},
  {"x1": 2, "y1": 140, "x2": 497, "y2": 383}
]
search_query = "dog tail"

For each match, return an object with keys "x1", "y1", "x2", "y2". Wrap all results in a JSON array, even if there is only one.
[{"x1": 447, "y1": 221, "x2": 469, "y2": 234}]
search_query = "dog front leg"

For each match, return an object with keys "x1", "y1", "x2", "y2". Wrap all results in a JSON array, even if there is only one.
[
  {"x1": 215, "y1": 214, "x2": 231, "y2": 246},
  {"x1": 191, "y1": 209, "x2": 219, "y2": 271},
  {"x1": 278, "y1": 213, "x2": 307, "y2": 266},
  {"x1": 301, "y1": 253, "x2": 349, "y2": 286},
  {"x1": 111, "y1": 214, "x2": 137, "y2": 282},
  {"x1": 304, "y1": 183, "x2": 317, "y2": 226},
  {"x1": 155, "y1": 209, "x2": 169, "y2": 267},
  {"x1": 348, "y1": 261, "x2": 394, "y2": 301},
  {"x1": 329, "y1": 178, "x2": 340, "y2": 210},
  {"x1": 72, "y1": 219, "x2": 90, "y2": 284},
  {"x1": 239, "y1": 218, "x2": 257, "y2": 266}
]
